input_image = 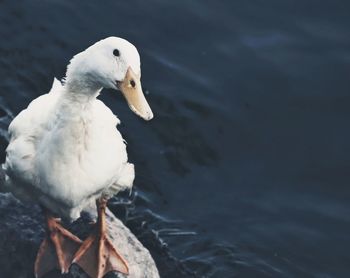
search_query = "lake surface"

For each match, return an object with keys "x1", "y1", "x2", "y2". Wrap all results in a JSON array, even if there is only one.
[{"x1": 0, "y1": 0, "x2": 350, "y2": 277}]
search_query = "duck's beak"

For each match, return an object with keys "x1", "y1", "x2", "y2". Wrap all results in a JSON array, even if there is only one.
[{"x1": 118, "y1": 67, "x2": 153, "y2": 121}]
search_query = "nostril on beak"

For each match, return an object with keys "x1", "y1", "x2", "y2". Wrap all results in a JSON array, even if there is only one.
[{"x1": 130, "y1": 80, "x2": 136, "y2": 88}]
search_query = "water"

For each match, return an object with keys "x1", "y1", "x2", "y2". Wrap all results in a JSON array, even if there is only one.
[{"x1": 0, "y1": 0, "x2": 350, "y2": 277}]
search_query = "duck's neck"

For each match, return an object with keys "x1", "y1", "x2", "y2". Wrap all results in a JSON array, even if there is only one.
[{"x1": 63, "y1": 76, "x2": 102, "y2": 106}]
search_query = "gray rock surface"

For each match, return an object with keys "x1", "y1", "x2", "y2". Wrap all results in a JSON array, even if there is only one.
[{"x1": 0, "y1": 193, "x2": 159, "y2": 278}]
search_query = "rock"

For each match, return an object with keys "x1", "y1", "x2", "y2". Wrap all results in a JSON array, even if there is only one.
[{"x1": 0, "y1": 193, "x2": 159, "y2": 278}]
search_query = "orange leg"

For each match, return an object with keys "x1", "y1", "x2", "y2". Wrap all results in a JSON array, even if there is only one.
[
  {"x1": 73, "y1": 198, "x2": 129, "y2": 278},
  {"x1": 34, "y1": 211, "x2": 82, "y2": 278}
]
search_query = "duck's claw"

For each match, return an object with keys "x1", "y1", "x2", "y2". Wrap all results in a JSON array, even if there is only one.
[
  {"x1": 35, "y1": 237, "x2": 58, "y2": 278},
  {"x1": 34, "y1": 215, "x2": 82, "y2": 278},
  {"x1": 72, "y1": 197, "x2": 129, "y2": 278},
  {"x1": 73, "y1": 232, "x2": 128, "y2": 278}
]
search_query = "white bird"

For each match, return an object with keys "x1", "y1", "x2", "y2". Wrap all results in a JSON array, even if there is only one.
[{"x1": 2, "y1": 37, "x2": 153, "y2": 278}]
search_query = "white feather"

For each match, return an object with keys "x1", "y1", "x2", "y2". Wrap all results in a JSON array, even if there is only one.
[{"x1": 2, "y1": 37, "x2": 139, "y2": 221}]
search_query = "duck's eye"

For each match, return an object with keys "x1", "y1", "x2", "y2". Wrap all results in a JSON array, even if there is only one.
[
  {"x1": 113, "y1": 49, "x2": 120, "y2": 57},
  {"x1": 130, "y1": 80, "x2": 136, "y2": 88}
]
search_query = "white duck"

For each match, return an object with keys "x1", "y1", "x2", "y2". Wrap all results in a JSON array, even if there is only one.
[{"x1": 2, "y1": 37, "x2": 153, "y2": 278}]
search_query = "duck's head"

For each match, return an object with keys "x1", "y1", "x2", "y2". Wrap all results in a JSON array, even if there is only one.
[{"x1": 65, "y1": 37, "x2": 153, "y2": 121}]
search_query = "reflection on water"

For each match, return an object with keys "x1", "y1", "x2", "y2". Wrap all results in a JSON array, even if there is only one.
[{"x1": 1, "y1": 0, "x2": 350, "y2": 277}]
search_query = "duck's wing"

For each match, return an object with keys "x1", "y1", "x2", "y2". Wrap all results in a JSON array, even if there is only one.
[
  {"x1": 8, "y1": 78, "x2": 62, "y2": 139},
  {"x1": 93, "y1": 98, "x2": 121, "y2": 126},
  {"x1": 3, "y1": 78, "x2": 62, "y2": 186},
  {"x1": 91, "y1": 101, "x2": 135, "y2": 196}
]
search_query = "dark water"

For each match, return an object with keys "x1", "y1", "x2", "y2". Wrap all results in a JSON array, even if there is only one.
[{"x1": 1, "y1": 0, "x2": 350, "y2": 277}]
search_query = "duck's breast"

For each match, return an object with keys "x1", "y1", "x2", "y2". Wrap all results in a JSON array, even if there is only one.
[{"x1": 34, "y1": 99, "x2": 128, "y2": 207}]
